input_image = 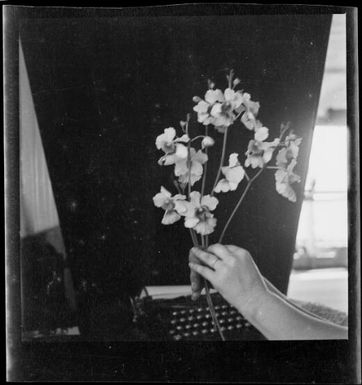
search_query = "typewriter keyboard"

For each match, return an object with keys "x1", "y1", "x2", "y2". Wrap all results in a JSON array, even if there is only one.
[
  {"x1": 167, "y1": 303, "x2": 253, "y2": 340},
  {"x1": 139, "y1": 292, "x2": 265, "y2": 341}
]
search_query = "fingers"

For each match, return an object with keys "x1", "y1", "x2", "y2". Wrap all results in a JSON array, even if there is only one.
[
  {"x1": 225, "y1": 244, "x2": 250, "y2": 260},
  {"x1": 189, "y1": 249, "x2": 203, "y2": 300},
  {"x1": 189, "y1": 262, "x2": 215, "y2": 282},
  {"x1": 207, "y1": 244, "x2": 234, "y2": 264},
  {"x1": 191, "y1": 247, "x2": 222, "y2": 270}
]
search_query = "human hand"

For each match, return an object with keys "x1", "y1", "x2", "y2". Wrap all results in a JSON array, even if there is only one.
[{"x1": 189, "y1": 244, "x2": 269, "y2": 316}]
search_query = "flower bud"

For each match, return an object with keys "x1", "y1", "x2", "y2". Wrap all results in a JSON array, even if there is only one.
[
  {"x1": 207, "y1": 79, "x2": 215, "y2": 89},
  {"x1": 233, "y1": 78, "x2": 241, "y2": 86},
  {"x1": 179, "y1": 120, "x2": 186, "y2": 128},
  {"x1": 193, "y1": 96, "x2": 202, "y2": 103},
  {"x1": 201, "y1": 136, "x2": 215, "y2": 149}
]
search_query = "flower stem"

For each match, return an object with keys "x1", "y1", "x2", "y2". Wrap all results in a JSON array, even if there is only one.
[
  {"x1": 201, "y1": 126, "x2": 209, "y2": 197},
  {"x1": 211, "y1": 126, "x2": 229, "y2": 195},
  {"x1": 204, "y1": 278, "x2": 225, "y2": 340},
  {"x1": 201, "y1": 235, "x2": 225, "y2": 341},
  {"x1": 190, "y1": 135, "x2": 206, "y2": 143},
  {"x1": 186, "y1": 118, "x2": 192, "y2": 198},
  {"x1": 189, "y1": 228, "x2": 198, "y2": 247},
  {"x1": 218, "y1": 166, "x2": 265, "y2": 243}
]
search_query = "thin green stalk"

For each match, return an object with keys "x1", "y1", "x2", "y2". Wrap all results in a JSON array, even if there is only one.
[
  {"x1": 211, "y1": 126, "x2": 229, "y2": 195},
  {"x1": 201, "y1": 235, "x2": 225, "y2": 341},
  {"x1": 201, "y1": 126, "x2": 209, "y2": 197},
  {"x1": 218, "y1": 166, "x2": 265, "y2": 243},
  {"x1": 204, "y1": 278, "x2": 225, "y2": 340}
]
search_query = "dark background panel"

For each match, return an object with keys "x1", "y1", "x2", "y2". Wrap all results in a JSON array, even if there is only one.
[{"x1": 20, "y1": 14, "x2": 330, "y2": 297}]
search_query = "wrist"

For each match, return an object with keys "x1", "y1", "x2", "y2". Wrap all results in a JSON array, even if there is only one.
[{"x1": 235, "y1": 288, "x2": 272, "y2": 323}]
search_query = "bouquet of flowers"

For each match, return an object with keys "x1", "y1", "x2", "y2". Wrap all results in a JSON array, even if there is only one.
[{"x1": 153, "y1": 70, "x2": 302, "y2": 340}]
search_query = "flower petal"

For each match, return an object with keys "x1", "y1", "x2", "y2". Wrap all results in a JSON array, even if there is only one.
[
  {"x1": 184, "y1": 216, "x2": 200, "y2": 228},
  {"x1": 189, "y1": 191, "x2": 201, "y2": 207},
  {"x1": 255, "y1": 126, "x2": 269, "y2": 142},
  {"x1": 194, "y1": 217, "x2": 217, "y2": 235},
  {"x1": 224, "y1": 88, "x2": 235, "y2": 102},
  {"x1": 263, "y1": 147, "x2": 274, "y2": 164},
  {"x1": 276, "y1": 182, "x2": 297, "y2": 202},
  {"x1": 228, "y1": 153, "x2": 239, "y2": 168},
  {"x1": 175, "y1": 143, "x2": 188, "y2": 159},
  {"x1": 162, "y1": 210, "x2": 181, "y2": 225},
  {"x1": 201, "y1": 136, "x2": 215, "y2": 149},
  {"x1": 174, "y1": 159, "x2": 188, "y2": 176},
  {"x1": 190, "y1": 161, "x2": 203, "y2": 177},
  {"x1": 193, "y1": 149, "x2": 208, "y2": 164},
  {"x1": 173, "y1": 200, "x2": 188, "y2": 215},
  {"x1": 153, "y1": 192, "x2": 169, "y2": 207},
  {"x1": 214, "y1": 178, "x2": 231, "y2": 193},
  {"x1": 224, "y1": 165, "x2": 245, "y2": 184},
  {"x1": 160, "y1": 186, "x2": 171, "y2": 197},
  {"x1": 241, "y1": 112, "x2": 256, "y2": 130},
  {"x1": 210, "y1": 103, "x2": 223, "y2": 117},
  {"x1": 228, "y1": 182, "x2": 239, "y2": 191},
  {"x1": 163, "y1": 153, "x2": 177, "y2": 166},
  {"x1": 205, "y1": 89, "x2": 225, "y2": 104},
  {"x1": 175, "y1": 134, "x2": 190, "y2": 143},
  {"x1": 201, "y1": 195, "x2": 219, "y2": 211},
  {"x1": 193, "y1": 101, "x2": 209, "y2": 114}
]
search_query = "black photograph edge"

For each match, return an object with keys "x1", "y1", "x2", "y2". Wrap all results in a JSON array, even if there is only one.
[{"x1": 4, "y1": 3, "x2": 360, "y2": 383}]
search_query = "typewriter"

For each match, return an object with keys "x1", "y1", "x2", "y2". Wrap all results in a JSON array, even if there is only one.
[{"x1": 131, "y1": 291, "x2": 265, "y2": 341}]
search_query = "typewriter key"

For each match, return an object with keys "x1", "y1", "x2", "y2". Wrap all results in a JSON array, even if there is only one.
[{"x1": 174, "y1": 335, "x2": 182, "y2": 340}]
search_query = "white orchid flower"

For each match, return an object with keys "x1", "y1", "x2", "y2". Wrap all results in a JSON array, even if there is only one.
[
  {"x1": 275, "y1": 159, "x2": 301, "y2": 202},
  {"x1": 174, "y1": 148, "x2": 208, "y2": 187},
  {"x1": 245, "y1": 138, "x2": 280, "y2": 169},
  {"x1": 214, "y1": 153, "x2": 245, "y2": 193},
  {"x1": 156, "y1": 127, "x2": 190, "y2": 166},
  {"x1": 183, "y1": 191, "x2": 219, "y2": 235},
  {"x1": 152, "y1": 186, "x2": 188, "y2": 225}
]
